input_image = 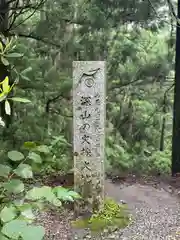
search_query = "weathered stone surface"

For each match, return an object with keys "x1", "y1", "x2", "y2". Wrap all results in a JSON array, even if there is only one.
[{"x1": 73, "y1": 61, "x2": 106, "y2": 210}]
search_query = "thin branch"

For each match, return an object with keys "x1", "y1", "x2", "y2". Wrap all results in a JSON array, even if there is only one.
[
  {"x1": 0, "y1": 1, "x2": 44, "y2": 13},
  {"x1": 8, "y1": 4, "x2": 43, "y2": 11},
  {"x1": 166, "y1": 0, "x2": 177, "y2": 19},
  {"x1": 134, "y1": 84, "x2": 174, "y2": 138},
  {"x1": 133, "y1": 105, "x2": 160, "y2": 138},
  {"x1": 108, "y1": 78, "x2": 143, "y2": 92},
  {"x1": 10, "y1": 0, "x2": 46, "y2": 31},
  {"x1": 46, "y1": 94, "x2": 63, "y2": 113},
  {"x1": 164, "y1": 83, "x2": 174, "y2": 103},
  {"x1": 50, "y1": 109, "x2": 72, "y2": 118},
  {"x1": 147, "y1": 0, "x2": 179, "y2": 28},
  {"x1": 7, "y1": 0, "x2": 17, "y2": 4},
  {"x1": 10, "y1": 32, "x2": 62, "y2": 48},
  {"x1": 147, "y1": 0, "x2": 158, "y2": 14},
  {"x1": 8, "y1": 0, "x2": 20, "y2": 31}
]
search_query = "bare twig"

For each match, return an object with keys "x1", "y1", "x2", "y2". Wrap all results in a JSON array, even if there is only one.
[
  {"x1": 10, "y1": 32, "x2": 62, "y2": 48},
  {"x1": 8, "y1": 0, "x2": 20, "y2": 31},
  {"x1": 46, "y1": 94, "x2": 63, "y2": 113},
  {"x1": 147, "y1": 0, "x2": 179, "y2": 28},
  {"x1": 166, "y1": 0, "x2": 177, "y2": 19},
  {"x1": 164, "y1": 83, "x2": 174, "y2": 104},
  {"x1": 10, "y1": 0, "x2": 46, "y2": 30}
]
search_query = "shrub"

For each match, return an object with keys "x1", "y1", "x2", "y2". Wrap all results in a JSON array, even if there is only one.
[{"x1": 0, "y1": 147, "x2": 81, "y2": 240}]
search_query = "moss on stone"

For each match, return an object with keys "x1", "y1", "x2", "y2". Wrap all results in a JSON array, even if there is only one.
[{"x1": 71, "y1": 198, "x2": 130, "y2": 232}]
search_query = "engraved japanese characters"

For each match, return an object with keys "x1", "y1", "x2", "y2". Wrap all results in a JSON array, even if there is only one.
[{"x1": 73, "y1": 61, "x2": 106, "y2": 212}]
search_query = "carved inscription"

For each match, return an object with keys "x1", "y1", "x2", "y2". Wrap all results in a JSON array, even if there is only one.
[{"x1": 73, "y1": 61, "x2": 106, "y2": 212}]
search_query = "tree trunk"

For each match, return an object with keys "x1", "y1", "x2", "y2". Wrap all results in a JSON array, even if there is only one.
[
  {"x1": 172, "y1": 0, "x2": 180, "y2": 175},
  {"x1": 160, "y1": 116, "x2": 165, "y2": 151}
]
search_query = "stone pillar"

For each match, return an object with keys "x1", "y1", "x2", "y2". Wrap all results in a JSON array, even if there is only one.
[{"x1": 73, "y1": 61, "x2": 106, "y2": 214}]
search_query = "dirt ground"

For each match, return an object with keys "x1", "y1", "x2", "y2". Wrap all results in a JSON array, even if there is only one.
[{"x1": 36, "y1": 174, "x2": 180, "y2": 240}]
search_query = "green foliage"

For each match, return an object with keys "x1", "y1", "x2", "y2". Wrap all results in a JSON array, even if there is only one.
[
  {"x1": 8, "y1": 151, "x2": 24, "y2": 161},
  {"x1": 0, "y1": 0, "x2": 176, "y2": 237},
  {"x1": 106, "y1": 132, "x2": 171, "y2": 176},
  {"x1": 105, "y1": 28, "x2": 173, "y2": 174},
  {"x1": 0, "y1": 2, "x2": 174, "y2": 180},
  {"x1": 20, "y1": 138, "x2": 71, "y2": 175},
  {"x1": 0, "y1": 146, "x2": 81, "y2": 239},
  {"x1": 72, "y1": 198, "x2": 130, "y2": 232},
  {"x1": 148, "y1": 150, "x2": 171, "y2": 175},
  {"x1": 0, "y1": 37, "x2": 81, "y2": 240},
  {"x1": 0, "y1": 0, "x2": 172, "y2": 180},
  {"x1": 1, "y1": 220, "x2": 45, "y2": 240}
]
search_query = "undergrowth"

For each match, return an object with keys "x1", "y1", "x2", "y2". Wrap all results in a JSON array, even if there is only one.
[{"x1": 72, "y1": 198, "x2": 131, "y2": 232}]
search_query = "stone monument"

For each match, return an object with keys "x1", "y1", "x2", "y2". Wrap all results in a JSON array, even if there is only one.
[{"x1": 73, "y1": 61, "x2": 106, "y2": 213}]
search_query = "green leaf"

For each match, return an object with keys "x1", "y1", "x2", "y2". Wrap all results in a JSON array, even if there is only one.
[
  {"x1": 14, "y1": 202, "x2": 30, "y2": 210},
  {"x1": 0, "y1": 164, "x2": 11, "y2": 178},
  {"x1": 20, "y1": 75, "x2": 31, "y2": 81},
  {"x1": 53, "y1": 187, "x2": 80, "y2": 201},
  {"x1": 9, "y1": 97, "x2": 31, "y2": 103},
  {"x1": 28, "y1": 152, "x2": 42, "y2": 163},
  {"x1": 44, "y1": 189, "x2": 62, "y2": 206},
  {"x1": 21, "y1": 67, "x2": 32, "y2": 75},
  {"x1": 16, "y1": 215, "x2": 33, "y2": 224},
  {"x1": 0, "y1": 42, "x2": 3, "y2": 52},
  {"x1": 1, "y1": 219, "x2": 27, "y2": 239},
  {"x1": 1, "y1": 56, "x2": 9, "y2": 66},
  {"x1": 36, "y1": 145, "x2": 49, "y2": 154},
  {"x1": 31, "y1": 202, "x2": 44, "y2": 211},
  {"x1": 4, "y1": 38, "x2": 13, "y2": 52},
  {"x1": 51, "y1": 136, "x2": 69, "y2": 147},
  {"x1": 21, "y1": 226, "x2": 45, "y2": 240},
  {"x1": 0, "y1": 92, "x2": 7, "y2": 102},
  {"x1": 8, "y1": 150, "x2": 24, "y2": 161},
  {"x1": 14, "y1": 164, "x2": 33, "y2": 179},
  {"x1": 0, "y1": 206, "x2": 17, "y2": 223},
  {"x1": 25, "y1": 186, "x2": 61, "y2": 206},
  {"x1": 14, "y1": 203, "x2": 34, "y2": 223},
  {"x1": 14, "y1": 76, "x2": 19, "y2": 84},
  {"x1": 25, "y1": 186, "x2": 51, "y2": 200},
  {"x1": 5, "y1": 100, "x2": 11, "y2": 115},
  {"x1": 20, "y1": 208, "x2": 35, "y2": 221},
  {"x1": 50, "y1": 197, "x2": 62, "y2": 207},
  {"x1": 2, "y1": 76, "x2": 10, "y2": 93},
  {"x1": 23, "y1": 141, "x2": 36, "y2": 149},
  {"x1": 3, "y1": 179, "x2": 24, "y2": 194},
  {"x1": 6, "y1": 53, "x2": 23, "y2": 58},
  {"x1": 67, "y1": 190, "x2": 81, "y2": 199},
  {"x1": 60, "y1": 80, "x2": 72, "y2": 96},
  {"x1": 0, "y1": 117, "x2": 5, "y2": 127}
]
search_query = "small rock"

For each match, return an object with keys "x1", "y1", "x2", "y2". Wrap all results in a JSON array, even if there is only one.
[
  {"x1": 109, "y1": 234, "x2": 116, "y2": 239},
  {"x1": 84, "y1": 235, "x2": 91, "y2": 239},
  {"x1": 120, "y1": 200, "x2": 126, "y2": 204}
]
